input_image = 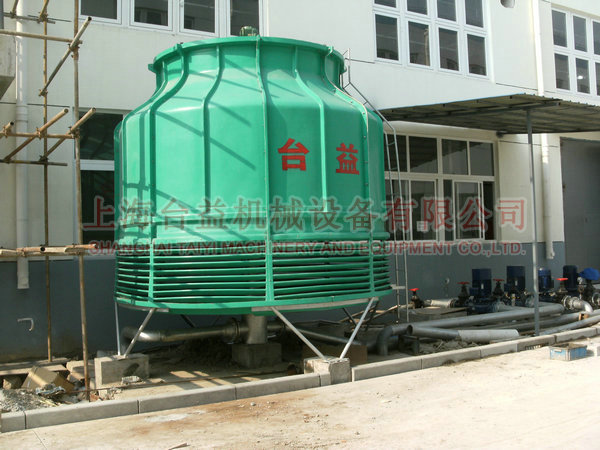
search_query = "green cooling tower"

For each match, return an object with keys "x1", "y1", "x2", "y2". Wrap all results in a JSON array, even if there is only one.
[{"x1": 114, "y1": 36, "x2": 391, "y2": 315}]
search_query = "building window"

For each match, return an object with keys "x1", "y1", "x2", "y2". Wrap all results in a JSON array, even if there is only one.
[
  {"x1": 80, "y1": 112, "x2": 124, "y2": 246},
  {"x1": 230, "y1": 0, "x2": 259, "y2": 36},
  {"x1": 437, "y1": 0, "x2": 456, "y2": 21},
  {"x1": 553, "y1": 9, "x2": 600, "y2": 96},
  {"x1": 374, "y1": 0, "x2": 487, "y2": 77},
  {"x1": 182, "y1": 0, "x2": 216, "y2": 34},
  {"x1": 133, "y1": 0, "x2": 171, "y2": 28},
  {"x1": 408, "y1": 22, "x2": 430, "y2": 66},
  {"x1": 81, "y1": 0, "x2": 120, "y2": 23},
  {"x1": 375, "y1": 14, "x2": 399, "y2": 60},
  {"x1": 384, "y1": 135, "x2": 495, "y2": 241},
  {"x1": 467, "y1": 34, "x2": 486, "y2": 75}
]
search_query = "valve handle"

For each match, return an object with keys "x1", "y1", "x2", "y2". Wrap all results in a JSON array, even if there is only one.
[
  {"x1": 410, "y1": 288, "x2": 419, "y2": 292},
  {"x1": 458, "y1": 281, "x2": 469, "y2": 285},
  {"x1": 493, "y1": 278, "x2": 504, "y2": 282},
  {"x1": 557, "y1": 277, "x2": 568, "y2": 281}
]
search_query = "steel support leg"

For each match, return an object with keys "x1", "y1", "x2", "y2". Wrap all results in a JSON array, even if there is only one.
[
  {"x1": 340, "y1": 297, "x2": 375, "y2": 359},
  {"x1": 123, "y1": 308, "x2": 155, "y2": 357},
  {"x1": 270, "y1": 307, "x2": 326, "y2": 360},
  {"x1": 114, "y1": 302, "x2": 121, "y2": 356}
]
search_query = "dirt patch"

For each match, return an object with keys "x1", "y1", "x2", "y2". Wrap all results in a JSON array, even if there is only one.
[{"x1": 0, "y1": 389, "x2": 58, "y2": 412}]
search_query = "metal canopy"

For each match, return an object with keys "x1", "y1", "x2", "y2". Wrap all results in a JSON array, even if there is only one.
[{"x1": 380, "y1": 93, "x2": 600, "y2": 134}]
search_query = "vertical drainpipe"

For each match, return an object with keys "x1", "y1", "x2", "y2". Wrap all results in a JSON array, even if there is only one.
[
  {"x1": 15, "y1": 0, "x2": 29, "y2": 288},
  {"x1": 532, "y1": 0, "x2": 555, "y2": 260}
]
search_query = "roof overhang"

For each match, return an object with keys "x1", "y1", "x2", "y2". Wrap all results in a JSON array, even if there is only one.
[{"x1": 379, "y1": 93, "x2": 600, "y2": 135}]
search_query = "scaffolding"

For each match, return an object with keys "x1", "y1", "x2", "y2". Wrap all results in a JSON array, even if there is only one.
[{"x1": 0, "y1": 0, "x2": 95, "y2": 396}]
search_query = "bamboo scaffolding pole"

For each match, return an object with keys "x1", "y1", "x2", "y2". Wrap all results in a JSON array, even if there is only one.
[
  {"x1": 20, "y1": 244, "x2": 96, "y2": 253},
  {"x1": 1, "y1": 121, "x2": 14, "y2": 136},
  {"x1": 2, "y1": 107, "x2": 68, "y2": 162},
  {"x1": 40, "y1": 107, "x2": 95, "y2": 160},
  {"x1": 0, "y1": 29, "x2": 71, "y2": 42},
  {"x1": 39, "y1": 16, "x2": 91, "y2": 96},
  {"x1": 73, "y1": 0, "x2": 90, "y2": 400},
  {"x1": 0, "y1": 244, "x2": 96, "y2": 258},
  {"x1": 10, "y1": 0, "x2": 18, "y2": 17},
  {"x1": 3, "y1": 132, "x2": 74, "y2": 139},
  {"x1": 42, "y1": 6, "x2": 51, "y2": 363},
  {"x1": 38, "y1": 0, "x2": 49, "y2": 21}
]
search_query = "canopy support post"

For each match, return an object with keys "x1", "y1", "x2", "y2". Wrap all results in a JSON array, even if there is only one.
[{"x1": 527, "y1": 110, "x2": 540, "y2": 336}]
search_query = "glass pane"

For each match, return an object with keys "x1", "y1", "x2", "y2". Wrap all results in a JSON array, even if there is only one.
[
  {"x1": 437, "y1": 0, "x2": 455, "y2": 21},
  {"x1": 376, "y1": 15, "x2": 399, "y2": 60},
  {"x1": 412, "y1": 180, "x2": 436, "y2": 240},
  {"x1": 408, "y1": 22, "x2": 430, "y2": 66},
  {"x1": 384, "y1": 134, "x2": 407, "y2": 172},
  {"x1": 443, "y1": 179, "x2": 453, "y2": 241},
  {"x1": 230, "y1": 0, "x2": 259, "y2": 36},
  {"x1": 573, "y1": 16, "x2": 587, "y2": 52},
  {"x1": 439, "y1": 28, "x2": 459, "y2": 71},
  {"x1": 594, "y1": 22, "x2": 600, "y2": 55},
  {"x1": 184, "y1": 0, "x2": 215, "y2": 33},
  {"x1": 596, "y1": 63, "x2": 600, "y2": 95},
  {"x1": 407, "y1": 0, "x2": 427, "y2": 15},
  {"x1": 465, "y1": 0, "x2": 483, "y2": 28},
  {"x1": 375, "y1": 0, "x2": 396, "y2": 6},
  {"x1": 134, "y1": 0, "x2": 169, "y2": 26},
  {"x1": 455, "y1": 182, "x2": 480, "y2": 240},
  {"x1": 385, "y1": 179, "x2": 410, "y2": 240},
  {"x1": 80, "y1": 113, "x2": 122, "y2": 160},
  {"x1": 409, "y1": 136, "x2": 437, "y2": 173},
  {"x1": 442, "y1": 139, "x2": 467, "y2": 174},
  {"x1": 552, "y1": 10, "x2": 567, "y2": 47},
  {"x1": 467, "y1": 34, "x2": 486, "y2": 75},
  {"x1": 483, "y1": 182, "x2": 495, "y2": 240},
  {"x1": 82, "y1": 0, "x2": 118, "y2": 19},
  {"x1": 554, "y1": 54, "x2": 569, "y2": 89},
  {"x1": 576, "y1": 58, "x2": 590, "y2": 93},
  {"x1": 82, "y1": 171, "x2": 115, "y2": 244},
  {"x1": 470, "y1": 142, "x2": 494, "y2": 176}
]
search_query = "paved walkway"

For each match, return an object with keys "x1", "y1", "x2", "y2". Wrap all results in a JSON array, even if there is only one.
[{"x1": 2, "y1": 337, "x2": 600, "y2": 449}]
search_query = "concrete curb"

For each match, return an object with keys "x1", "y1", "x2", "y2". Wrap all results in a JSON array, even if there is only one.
[
  {"x1": 2, "y1": 327, "x2": 599, "y2": 433},
  {"x1": 1, "y1": 373, "x2": 324, "y2": 433},
  {"x1": 235, "y1": 373, "x2": 320, "y2": 399},
  {"x1": 350, "y1": 326, "x2": 600, "y2": 382},
  {"x1": 138, "y1": 385, "x2": 236, "y2": 414}
]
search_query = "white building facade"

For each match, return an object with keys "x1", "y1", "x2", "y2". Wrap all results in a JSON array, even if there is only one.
[{"x1": 1, "y1": 0, "x2": 599, "y2": 359}]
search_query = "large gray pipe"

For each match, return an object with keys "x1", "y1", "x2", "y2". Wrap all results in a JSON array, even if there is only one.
[
  {"x1": 121, "y1": 321, "x2": 283, "y2": 349},
  {"x1": 121, "y1": 321, "x2": 372, "y2": 350},
  {"x1": 376, "y1": 303, "x2": 564, "y2": 355},
  {"x1": 540, "y1": 314, "x2": 600, "y2": 335},
  {"x1": 564, "y1": 297, "x2": 594, "y2": 313},
  {"x1": 407, "y1": 325, "x2": 519, "y2": 343}
]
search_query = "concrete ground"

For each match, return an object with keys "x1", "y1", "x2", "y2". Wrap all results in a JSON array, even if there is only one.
[{"x1": 2, "y1": 337, "x2": 600, "y2": 449}]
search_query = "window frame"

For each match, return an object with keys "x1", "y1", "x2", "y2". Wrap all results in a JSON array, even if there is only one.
[
  {"x1": 130, "y1": 0, "x2": 174, "y2": 31},
  {"x1": 226, "y1": 0, "x2": 263, "y2": 37},
  {"x1": 384, "y1": 132, "x2": 496, "y2": 242},
  {"x1": 80, "y1": 0, "x2": 122, "y2": 25},
  {"x1": 552, "y1": 8, "x2": 600, "y2": 97},
  {"x1": 178, "y1": 0, "x2": 219, "y2": 37},
  {"x1": 373, "y1": 12, "x2": 402, "y2": 64},
  {"x1": 373, "y1": 0, "x2": 489, "y2": 79}
]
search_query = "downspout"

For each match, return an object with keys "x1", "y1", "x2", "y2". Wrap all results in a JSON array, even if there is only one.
[
  {"x1": 532, "y1": 0, "x2": 554, "y2": 260},
  {"x1": 15, "y1": 0, "x2": 29, "y2": 289}
]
